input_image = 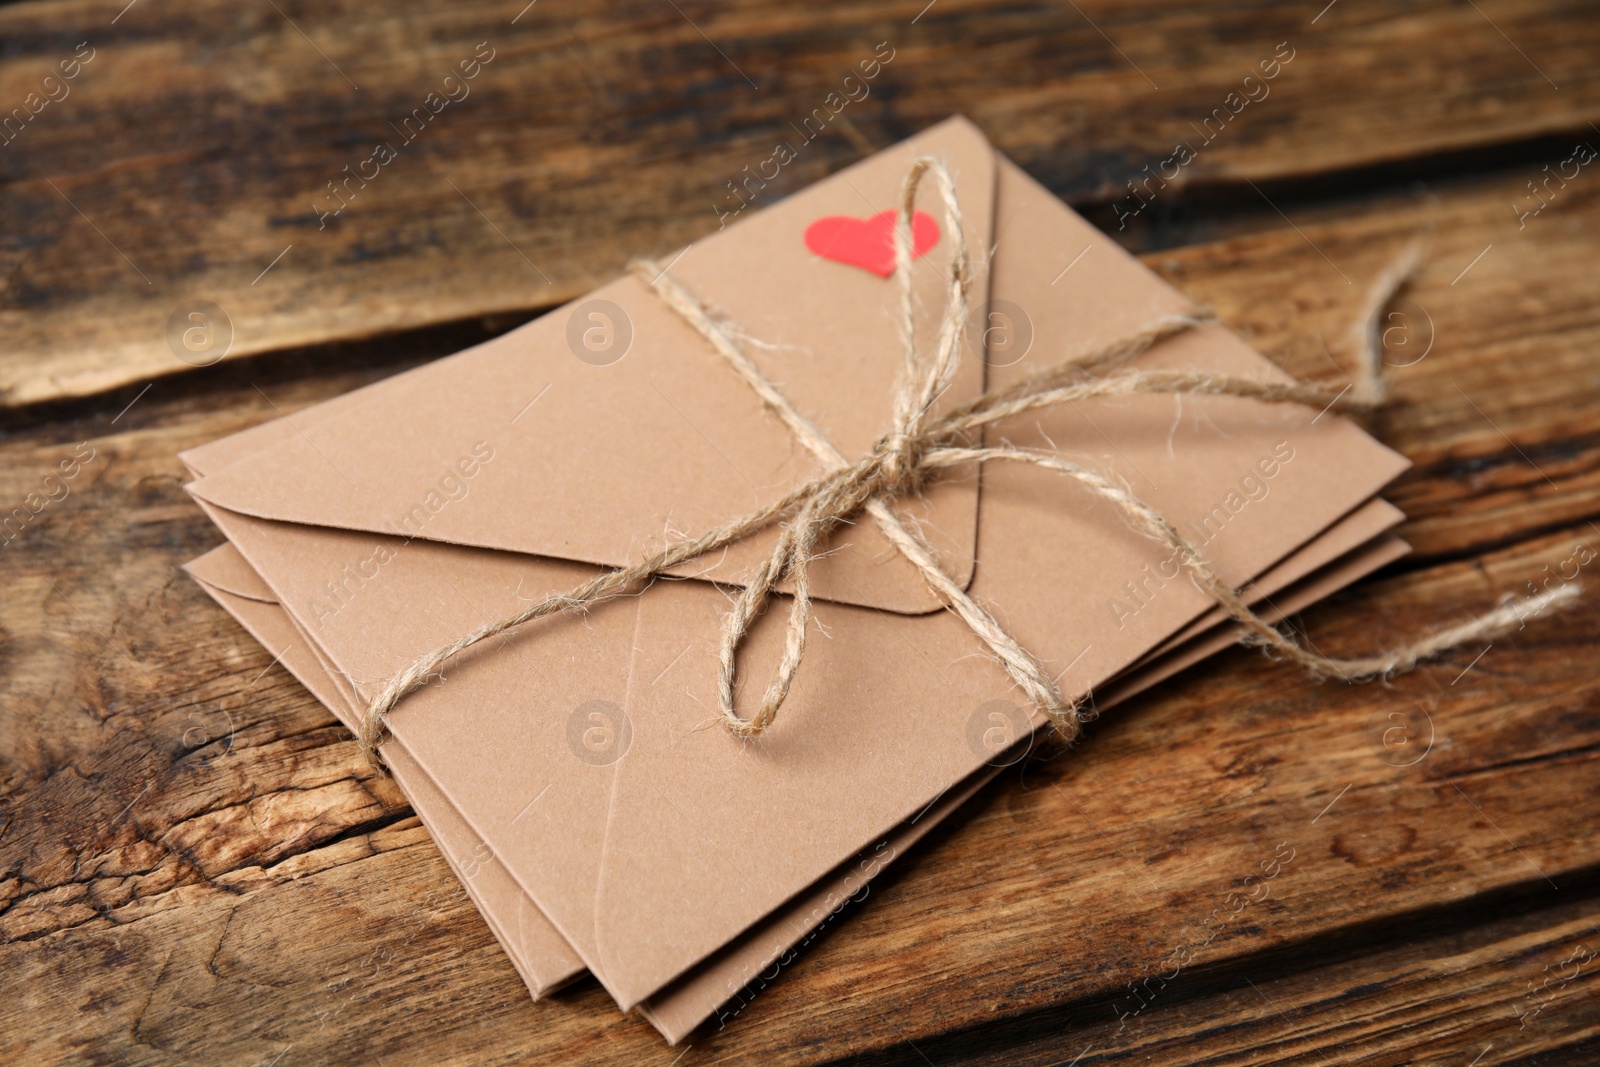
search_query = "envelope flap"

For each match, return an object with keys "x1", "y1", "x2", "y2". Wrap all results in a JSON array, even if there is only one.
[
  {"x1": 183, "y1": 542, "x2": 278, "y2": 603},
  {"x1": 187, "y1": 118, "x2": 999, "y2": 615}
]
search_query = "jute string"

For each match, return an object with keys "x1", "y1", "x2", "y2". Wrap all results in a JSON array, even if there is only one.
[{"x1": 356, "y1": 157, "x2": 1578, "y2": 768}]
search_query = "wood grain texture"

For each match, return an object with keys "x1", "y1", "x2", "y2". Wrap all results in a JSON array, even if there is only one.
[
  {"x1": 910, "y1": 893, "x2": 1600, "y2": 1066},
  {"x1": 3, "y1": 153, "x2": 1598, "y2": 1064},
  {"x1": 2, "y1": 0, "x2": 1599, "y2": 406}
]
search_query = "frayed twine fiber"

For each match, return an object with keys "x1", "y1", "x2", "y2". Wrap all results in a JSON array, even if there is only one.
[{"x1": 356, "y1": 158, "x2": 1578, "y2": 769}]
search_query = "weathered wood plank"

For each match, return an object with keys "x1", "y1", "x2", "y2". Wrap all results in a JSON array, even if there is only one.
[
  {"x1": 3, "y1": 0, "x2": 1599, "y2": 406},
  {"x1": 2, "y1": 165, "x2": 1598, "y2": 1064},
  {"x1": 899, "y1": 890, "x2": 1600, "y2": 1066}
]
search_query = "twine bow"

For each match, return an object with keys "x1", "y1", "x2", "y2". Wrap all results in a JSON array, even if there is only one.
[{"x1": 356, "y1": 157, "x2": 1577, "y2": 768}]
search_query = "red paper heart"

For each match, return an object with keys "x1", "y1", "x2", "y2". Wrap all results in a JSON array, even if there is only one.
[{"x1": 803, "y1": 210, "x2": 941, "y2": 277}]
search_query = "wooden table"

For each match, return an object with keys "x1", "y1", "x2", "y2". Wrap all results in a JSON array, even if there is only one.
[{"x1": 4, "y1": 2, "x2": 1599, "y2": 1063}]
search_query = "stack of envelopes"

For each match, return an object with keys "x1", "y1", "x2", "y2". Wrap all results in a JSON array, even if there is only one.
[{"x1": 180, "y1": 118, "x2": 1412, "y2": 1042}]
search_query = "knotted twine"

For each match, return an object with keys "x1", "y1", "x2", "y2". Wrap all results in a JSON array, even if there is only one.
[{"x1": 356, "y1": 157, "x2": 1578, "y2": 769}]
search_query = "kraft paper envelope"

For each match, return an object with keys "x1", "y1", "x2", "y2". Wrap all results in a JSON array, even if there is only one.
[
  {"x1": 178, "y1": 373, "x2": 1405, "y2": 1032},
  {"x1": 182, "y1": 421, "x2": 1404, "y2": 1038},
  {"x1": 182, "y1": 117, "x2": 1411, "y2": 1013},
  {"x1": 186, "y1": 508, "x2": 1406, "y2": 1041},
  {"x1": 181, "y1": 406, "x2": 1395, "y2": 1036},
  {"x1": 178, "y1": 473, "x2": 1401, "y2": 1017}
]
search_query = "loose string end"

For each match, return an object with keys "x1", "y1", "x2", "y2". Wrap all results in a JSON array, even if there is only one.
[
  {"x1": 1349, "y1": 236, "x2": 1428, "y2": 407},
  {"x1": 1254, "y1": 580, "x2": 1580, "y2": 686}
]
